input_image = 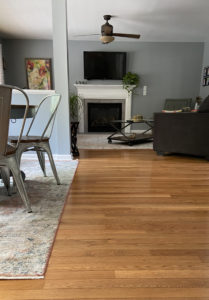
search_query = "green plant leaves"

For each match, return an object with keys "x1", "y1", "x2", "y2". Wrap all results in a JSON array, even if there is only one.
[
  {"x1": 122, "y1": 72, "x2": 139, "y2": 93},
  {"x1": 69, "y1": 94, "x2": 83, "y2": 121}
]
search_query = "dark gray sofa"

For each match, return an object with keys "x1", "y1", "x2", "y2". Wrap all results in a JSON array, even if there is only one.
[{"x1": 153, "y1": 96, "x2": 209, "y2": 159}]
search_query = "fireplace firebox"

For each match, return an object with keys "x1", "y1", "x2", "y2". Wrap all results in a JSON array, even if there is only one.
[{"x1": 88, "y1": 103, "x2": 122, "y2": 132}]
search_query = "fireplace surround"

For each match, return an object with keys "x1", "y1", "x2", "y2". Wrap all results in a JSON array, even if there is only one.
[{"x1": 74, "y1": 84, "x2": 134, "y2": 133}]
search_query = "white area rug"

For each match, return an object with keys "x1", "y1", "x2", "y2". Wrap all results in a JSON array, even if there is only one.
[
  {"x1": 78, "y1": 133, "x2": 153, "y2": 149},
  {"x1": 0, "y1": 159, "x2": 78, "y2": 279}
]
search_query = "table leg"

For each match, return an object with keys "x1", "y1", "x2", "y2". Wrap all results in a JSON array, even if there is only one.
[{"x1": 107, "y1": 122, "x2": 132, "y2": 142}]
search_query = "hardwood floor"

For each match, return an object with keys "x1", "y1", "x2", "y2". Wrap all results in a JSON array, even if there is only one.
[{"x1": 1, "y1": 149, "x2": 209, "y2": 299}]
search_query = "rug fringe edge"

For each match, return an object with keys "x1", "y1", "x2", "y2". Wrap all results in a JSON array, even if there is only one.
[{"x1": 0, "y1": 276, "x2": 44, "y2": 280}]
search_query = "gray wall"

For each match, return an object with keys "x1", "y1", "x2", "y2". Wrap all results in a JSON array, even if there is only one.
[
  {"x1": 2, "y1": 39, "x2": 204, "y2": 146},
  {"x1": 3, "y1": 39, "x2": 204, "y2": 118},
  {"x1": 199, "y1": 42, "x2": 209, "y2": 99},
  {"x1": 3, "y1": 40, "x2": 204, "y2": 116},
  {"x1": 68, "y1": 41, "x2": 204, "y2": 118},
  {"x1": 3, "y1": 39, "x2": 54, "y2": 89}
]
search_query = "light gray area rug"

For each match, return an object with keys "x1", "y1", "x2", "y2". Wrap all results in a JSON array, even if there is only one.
[
  {"x1": 78, "y1": 133, "x2": 153, "y2": 149},
  {"x1": 0, "y1": 159, "x2": 78, "y2": 279}
]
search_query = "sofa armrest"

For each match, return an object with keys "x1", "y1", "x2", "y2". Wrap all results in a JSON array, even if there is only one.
[{"x1": 153, "y1": 112, "x2": 209, "y2": 157}]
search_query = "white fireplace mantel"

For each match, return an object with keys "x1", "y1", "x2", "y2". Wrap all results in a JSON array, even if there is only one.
[{"x1": 74, "y1": 84, "x2": 134, "y2": 133}]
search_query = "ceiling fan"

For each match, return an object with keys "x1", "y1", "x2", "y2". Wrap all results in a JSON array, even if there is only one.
[
  {"x1": 75, "y1": 15, "x2": 140, "y2": 44},
  {"x1": 100, "y1": 15, "x2": 140, "y2": 44}
]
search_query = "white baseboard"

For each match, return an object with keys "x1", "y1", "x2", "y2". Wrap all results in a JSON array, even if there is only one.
[{"x1": 21, "y1": 153, "x2": 73, "y2": 161}]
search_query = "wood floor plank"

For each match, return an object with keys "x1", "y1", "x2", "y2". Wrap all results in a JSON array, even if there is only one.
[
  {"x1": 42, "y1": 278, "x2": 209, "y2": 289},
  {"x1": 1, "y1": 288, "x2": 209, "y2": 299},
  {"x1": 2, "y1": 149, "x2": 209, "y2": 299},
  {"x1": 115, "y1": 269, "x2": 209, "y2": 278}
]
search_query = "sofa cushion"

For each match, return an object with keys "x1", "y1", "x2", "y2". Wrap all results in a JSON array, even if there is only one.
[
  {"x1": 198, "y1": 95, "x2": 209, "y2": 112},
  {"x1": 164, "y1": 98, "x2": 192, "y2": 111}
]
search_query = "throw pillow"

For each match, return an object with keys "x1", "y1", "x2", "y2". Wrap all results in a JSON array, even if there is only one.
[
  {"x1": 182, "y1": 106, "x2": 191, "y2": 112},
  {"x1": 162, "y1": 109, "x2": 182, "y2": 113},
  {"x1": 198, "y1": 95, "x2": 209, "y2": 112}
]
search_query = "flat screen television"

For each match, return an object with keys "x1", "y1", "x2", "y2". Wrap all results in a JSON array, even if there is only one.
[{"x1": 84, "y1": 51, "x2": 126, "y2": 80}]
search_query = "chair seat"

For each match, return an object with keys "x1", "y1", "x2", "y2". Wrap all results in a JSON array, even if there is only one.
[{"x1": 9, "y1": 136, "x2": 49, "y2": 143}]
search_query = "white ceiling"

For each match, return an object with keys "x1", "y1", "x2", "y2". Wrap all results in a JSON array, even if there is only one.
[{"x1": 0, "y1": 0, "x2": 209, "y2": 42}]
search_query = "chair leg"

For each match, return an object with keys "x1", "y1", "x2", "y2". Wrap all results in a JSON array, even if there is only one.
[
  {"x1": 36, "y1": 150, "x2": 47, "y2": 177},
  {"x1": 8, "y1": 156, "x2": 32, "y2": 213},
  {"x1": 42, "y1": 143, "x2": 61, "y2": 185},
  {"x1": 15, "y1": 145, "x2": 24, "y2": 166},
  {"x1": 11, "y1": 146, "x2": 26, "y2": 195},
  {"x1": 0, "y1": 167, "x2": 11, "y2": 196}
]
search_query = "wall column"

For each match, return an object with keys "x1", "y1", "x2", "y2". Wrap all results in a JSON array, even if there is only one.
[{"x1": 52, "y1": 0, "x2": 70, "y2": 155}]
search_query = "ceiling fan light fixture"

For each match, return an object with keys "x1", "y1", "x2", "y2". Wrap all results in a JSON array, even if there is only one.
[{"x1": 100, "y1": 35, "x2": 114, "y2": 44}]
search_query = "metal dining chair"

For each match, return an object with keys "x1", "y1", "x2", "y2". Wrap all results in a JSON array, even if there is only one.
[
  {"x1": 9, "y1": 94, "x2": 61, "y2": 185},
  {"x1": 0, "y1": 84, "x2": 32, "y2": 212}
]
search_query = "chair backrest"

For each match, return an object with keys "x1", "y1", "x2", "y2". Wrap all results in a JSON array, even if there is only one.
[
  {"x1": 164, "y1": 98, "x2": 193, "y2": 111},
  {"x1": 0, "y1": 84, "x2": 29, "y2": 155},
  {"x1": 26, "y1": 94, "x2": 61, "y2": 139}
]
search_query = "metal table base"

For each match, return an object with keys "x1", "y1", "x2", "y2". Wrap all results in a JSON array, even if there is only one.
[{"x1": 107, "y1": 119, "x2": 154, "y2": 146}]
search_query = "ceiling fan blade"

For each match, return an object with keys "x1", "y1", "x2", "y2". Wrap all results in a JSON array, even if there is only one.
[
  {"x1": 73, "y1": 34, "x2": 100, "y2": 37},
  {"x1": 113, "y1": 33, "x2": 140, "y2": 39}
]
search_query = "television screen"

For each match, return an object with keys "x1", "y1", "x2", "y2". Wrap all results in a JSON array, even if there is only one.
[{"x1": 84, "y1": 51, "x2": 126, "y2": 80}]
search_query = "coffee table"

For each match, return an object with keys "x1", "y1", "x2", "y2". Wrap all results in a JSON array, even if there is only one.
[{"x1": 107, "y1": 119, "x2": 154, "y2": 146}]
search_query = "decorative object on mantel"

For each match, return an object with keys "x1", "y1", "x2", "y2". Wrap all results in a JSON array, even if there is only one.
[
  {"x1": 75, "y1": 80, "x2": 88, "y2": 84},
  {"x1": 0, "y1": 159, "x2": 78, "y2": 279},
  {"x1": 122, "y1": 72, "x2": 139, "y2": 93},
  {"x1": 69, "y1": 94, "x2": 83, "y2": 156},
  {"x1": 25, "y1": 58, "x2": 52, "y2": 90}
]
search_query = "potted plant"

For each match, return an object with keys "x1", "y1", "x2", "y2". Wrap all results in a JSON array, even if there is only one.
[
  {"x1": 122, "y1": 72, "x2": 140, "y2": 93},
  {"x1": 69, "y1": 94, "x2": 83, "y2": 122}
]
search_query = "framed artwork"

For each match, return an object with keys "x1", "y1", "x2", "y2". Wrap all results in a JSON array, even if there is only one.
[
  {"x1": 202, "y1": 66, "x2": 209, "y2": 87},
  {"x1": 25, "y1": 58, "x2": 52, "y2": 90}
]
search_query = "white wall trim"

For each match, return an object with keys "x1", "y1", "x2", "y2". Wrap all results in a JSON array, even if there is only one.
[{"x1": 13, "y1": 89, "x2": 56, "y2": 95}]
